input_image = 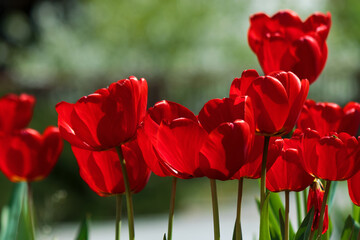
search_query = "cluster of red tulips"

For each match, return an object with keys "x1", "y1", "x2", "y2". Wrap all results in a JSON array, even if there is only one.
[{"x1": 0, "y1": 8, "x2": 359, "y2": 240}]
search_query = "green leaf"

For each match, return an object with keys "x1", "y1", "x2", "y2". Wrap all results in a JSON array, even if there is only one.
[
  {"x1": 294, "y1": 207, "x2": 314, "y2": 240},
  {"x1": 279, "y1": 209, "x2": 285, "y2": 240},
  {"x1": 260, "y1": 194, "x2": 271, "y2": 240},
  {"x1": 232, "y1": 218, "x2": 242, "y2": 240},
  {"x1": 340, "y1": 215, "x2": 360, "y2": 240},
  {"x1": 353, "y1": 205, "x2": 360, "y2": 223},
  {"x1": 0, "y1": 182, "x2": 26, "y2": 240},
  {"x1": 75, "y1": 215, "x2": 90, "y2": 240},
  {"x1": 163, "y1": 233, "x2": 167, "y2": 240},
  {"x1": 327, "y1": 181, "x2": 337, "y2": 211},
  {"x1": 16, "y1": 183, "x2": 35, "y2": 240}
]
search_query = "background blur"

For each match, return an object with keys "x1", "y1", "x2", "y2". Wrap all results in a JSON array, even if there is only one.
[{"x1": 0, "y1": 0, "x2": 359, "y2": 237}]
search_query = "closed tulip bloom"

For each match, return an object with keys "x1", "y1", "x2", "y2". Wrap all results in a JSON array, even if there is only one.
[
  {"x1": 248, "y1": 10, "x2": 331, "y2": 84},
  {"x1": 301, "y1": 129, "x2": 360, "y2": 181},
  {"x1": 137, "y1": 100, "x2": 198, "y2": 177},
  {"x1": 231, "y1": 135, "x2": 283, "y2": 179},
  {"x1": 297, "y1": 100, "x2": 360, "y2": 136},
  {"x1": 0, "y1": 94, "x2": 35, "y2": 133},
  {"x1": 230, "y1": 69, "x2": 309, "y2": 136},
  {"x1": 197, "y1": 97, "x2": 254, "y2": 180},
  {"x1": 56, "y1": 76, "x2": 147, "y2": 151},
  {"x1": 0, "y1": 126, "x2": 63, "y2": 182},
  {"x1": 307, "y1": 180, "x2": 329, "y2": 234},
  {"x1": 348, "y1": 170, "x2": 360, "y2": 206},
  {"x1": 72, "y1": 138, "x2": 151, "y2": 197},
  {"x1": 266, "y1": 132, "x2": 314, "y2": 192}
]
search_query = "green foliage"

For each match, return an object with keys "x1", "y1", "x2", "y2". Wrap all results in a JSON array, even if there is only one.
[
  {"x1": 294, "y1": 207, "x2": 314, "y2": 240},
  {"x1": 340, "y1": 215, "x2": 360, "y2": 240},
  {"x1": 75, "y1": 216, "x2": 90, "y2": 240},
  {"x1": 260, "y1": 193, "x2": 271, "y2": 240},
  {"x1": 0, "y1": 183, "x2": 26, "y2": 240}
]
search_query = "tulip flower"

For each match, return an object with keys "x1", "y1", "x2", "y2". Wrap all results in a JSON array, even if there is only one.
[
  {"x1": 137, "y1": 100, "x2": 198, "y2": 177},
  {"x1": 231, "y1": 135, "x2": 282, "y2": 179},
  {"x1": 230, "y1": 69, "x2": 309, "y2": 136},
  {"x1": 56, "y1": 76, "x2": 147, "y2": 151},
  {"x1": 266, "y1": 132, "x2": 314, "y2": 192},
  {"x1": 0, "y1": 94, "x2": 35, "y2": 133},
  {"x1": 0, "y1": 126, "x2": 63, "y2": 182},
  {"x1": 248, "y1": 10, "x2": 331, "y2": 84},
  {"x1": 348, "y1": 170, "x2": 360, "y2": 206},
  {"x1": 307, "y1": 180, "x2": 329, "y2": 234},
  {"x1": 301, "y1": 129, "x2": 360, "y2": 181},
  {"x1": 297, "y1": 100, "x2": 360, "y2": 136},
  {"x1": 72, "y1": 138, "x2": 150, "y2": 197}
]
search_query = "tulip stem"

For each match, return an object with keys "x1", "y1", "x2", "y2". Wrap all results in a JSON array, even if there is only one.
[
  {"x1": 316, "y1": 180, "x2": 331, "y2": 240},
  {"x1": 260, "y1": 136, "x2": 270, "y2": 207},
  {"x1": 116, "y1": 146, "x2": 135, "y2": 240},
  {"x1": 303, "y1": 188, "x2": 308, "y2": 217},
  {"x1": 295, "y1": 191, "x2": 302, "y2": 228},
  {"x1": 235, "y1": 178, "x2": 243, "y2": 240},
  {"x1": 167, "y1": 177, "x2": 177, "y2": 240},
  {"x1": 26, "y1": 182, "x2": 36, "y2": 240},
  {"x1": 115, "y1": 194, "x2": 122, "y2": 240},
  {"x1": 210, "y1": 179, "x2": 220, "y2": 240},
  {"x1": 285, "y1": 191, "x2": 290, "y2": 240}
]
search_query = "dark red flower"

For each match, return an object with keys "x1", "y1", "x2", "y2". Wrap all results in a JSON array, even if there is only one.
[
  {"x1": 348, "y1": 169, "x2": 360, "y2": 206},
  {"x1": 301, "y1": 129, "x2": 360, "y2": 181},
  {"x1": 266, "y1": 132, "x2": 314, "y2": 192},
  {"x1": 248, "y1": 10, "x2": 331, "y2": 84},
  {"x1": 72, "y1": 138, "x2": 151, "y2": 197},
  {"x1": 231, "y1": 135, "x2": 283, "y2": 179},
  {"x1": 307, "y1": 180, "x2": 329, "y2": 234},
  {"x1": 297, "y1": 100, "x2": 360, "y2": 136},
  {"x1": 56, "y1": 76, "x2": 147, "y2": 151},
  {"x1": 137, "y1": 100, "x2": 198, "y2": 177},
  {"x1": 230, "y1": 69, "x2": 309, "y2": 136},
  {"x1": 0, "y1": 94, "x2": 35, "y2": 133},
  {"x1": 0, "y1": 126, "x2": 63, "y2": 182}
]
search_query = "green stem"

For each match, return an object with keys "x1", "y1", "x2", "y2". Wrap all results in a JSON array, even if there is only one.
[
  {"x1": 285, "y1": 191, "x2": 289, "y2": 240},
  {"x1": 115, "y1": 194, "x2": 122, "y2": 240},
  {"x1": 303, "y1": 188, "x2": 308, "y2": 217},
  {"x1": 295, "y1": 191, "x2": 302, "y2": 228},
  {"x1": 210, "y1": 179, "x2": 220, "y2": 240},
  {"x1": 260, "y1": 136, "x2": 270, "y2": 207},
  {"x1": 167, "y1": 177, "x2": 177, "y2": 240},
  {"x1": 116, "y1": 146, "x2": 135, "y2": 240},
  {"x1": 235, "y1": 178, "x2": 243, "y2": 240},
  {"x1": 316, "y1": 180, "x2": 331, "y2": 240},
  {"x1": 26, "y1": 182, "x2": 35, "y2": 240}
]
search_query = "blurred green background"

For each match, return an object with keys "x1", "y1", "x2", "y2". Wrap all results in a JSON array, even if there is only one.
[{"x1": 0, "y1": 0, "x2": 359, "y2": 232}]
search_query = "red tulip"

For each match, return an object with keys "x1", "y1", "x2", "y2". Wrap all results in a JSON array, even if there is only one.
[
  {"x1": 72, "y1": 138, "x2": 151, "y2": 197},
  {"x1": 231, "y1": 135, "x2": 283, "y2": 179},
  {"x1": 0, "y1": 94, "x2": 35, "y2": 133},
  {"x1": 230, "y1": 69, "x2": 309, "y2": 136},
  {"x1": 0, "y1": 126, "x2": 63, "y2": 182},
  {"x1": 348, "y1": 170, "x2": 360, "y2": 206},
  {"x1": 307, "y1": 180, "x2": 329, "y2": 234},
  {"x1": 248, "y1": 10, "x2": 331, "y2": 84},
  {"x1": 297, "y1": 100, "x2": 360, "y2": 136},
  {"x1": 137, "y1": 100, "x2": 198, "y2": 177},
  {"x1": 301, "y1": 129, "x2": 360, "y2": 181},
  {"x1": 266, "y1": 132, "x2": 314, "y2": 192},
  {"x1": 56, "y1": 76, "x2": 147, "y2": 151}
]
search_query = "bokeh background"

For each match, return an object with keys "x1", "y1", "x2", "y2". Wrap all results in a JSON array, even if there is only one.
[{"x1": 0, "y1": 0, "x2": 359, "y2": 238}]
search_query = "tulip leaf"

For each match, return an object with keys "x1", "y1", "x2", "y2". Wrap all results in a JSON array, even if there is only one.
[
  {"x1": 0, "y1": 182, "x2": 26, "y2": 240},
  {"x1": 353, "y1": 205, "x2": 360, "y2": 223},
  {"x1": 75, "y1": 215, "x2": 90, "y2": 240},
  {"x1": 279, "y1": 209, "x2": 285, "y2": 240},
  {"x1": 340, "y1": 215, "x2": 360, "y2": 240},
  {"x1": 163, "y1": 233, "x2": 167, "y2": 240},
  {"x1": 294, "y1": 207, "x2": 314, "y2": 240},
  {"x1": 232, "y1": 219, "x2": 242, "y2": 240},
  {"x1": 256, "y1": 198, "x2": 281, "y2": 240},
  {"x1": 259, "y1": 193, "x2": 271, "y2": 240},
  {"x1": 327, "y1": 181, "x2": 337, "y2": 212}
]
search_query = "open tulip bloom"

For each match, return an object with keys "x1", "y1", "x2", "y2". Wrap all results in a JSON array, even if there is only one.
[{"x1": 248, "y1": 10, "x2": 331, "y2": 84}]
